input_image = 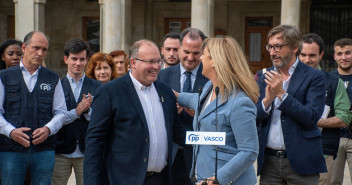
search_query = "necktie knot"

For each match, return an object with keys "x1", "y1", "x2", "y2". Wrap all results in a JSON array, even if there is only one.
[{"x1": 185, "y1": 71, "x2": 192, "y2": 77}]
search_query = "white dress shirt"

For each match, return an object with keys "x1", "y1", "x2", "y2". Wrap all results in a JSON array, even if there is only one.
[
  {"x1": 129, "y1": 72, "x2": 168, "y2": 172},
  {"x1": 263, "y1": 58, "x2": 299, "y2": 150},
  {"x1": 180, "y1": 64, "x2": 200, "y2": 92},
  {"x1": 0, "y1": 61, "x2": 67, "y2": 138}
]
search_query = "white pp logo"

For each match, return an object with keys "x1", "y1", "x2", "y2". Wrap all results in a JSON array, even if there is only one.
[{"x1": 40, "y1": 83, "x2": 51, "y2": 91}]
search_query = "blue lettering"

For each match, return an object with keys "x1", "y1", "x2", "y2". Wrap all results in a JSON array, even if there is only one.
[
  {"x1": 204, "y1": 136, "x2": 224, "y2": 142},
  {"x1": 188, "y1": 134, "x2": 199, "y2": 142}
]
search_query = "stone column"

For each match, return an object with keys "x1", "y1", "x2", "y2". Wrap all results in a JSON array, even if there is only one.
[
  {"x1": 280, "y1": 0, "x2": 301, "y2": 28},
  {"x1": 122, "y1": 0, "x2": 131, "y2": 51},
  {"x1": 13, "y1": 0, "x2": 46, "y2": 41},
  {"x1": 191, "y1": 0, "x2": 214, "y2": 37},
  {"x1": 99, "y1": 0, "x2": 130, "y2": 53},
  {"x1": 145, "y1": 0, "x2": 153, "y2": 40}
]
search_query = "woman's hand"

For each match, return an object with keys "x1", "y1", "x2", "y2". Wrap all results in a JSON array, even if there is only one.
[{"x1": 196, "y1": 176, "x2": 218, "y2": 185}]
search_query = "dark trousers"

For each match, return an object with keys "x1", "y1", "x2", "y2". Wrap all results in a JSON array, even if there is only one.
[
  {"x1": 260, "y1": 154, "x2": 319, "y2": 185},
  {"x1": 144, "y1": 168, "x2": 168, "y2": 185},
  {"x1": 172, "y1": 148, "x2": 192, "y2": 185}
]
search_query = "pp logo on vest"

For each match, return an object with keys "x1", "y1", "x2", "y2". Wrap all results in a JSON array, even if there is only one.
[{"x1": 40, "y1": 83, "x2": 51, "y2": 91}]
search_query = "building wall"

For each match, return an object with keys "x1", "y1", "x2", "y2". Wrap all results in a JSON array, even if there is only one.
[
  {"x1": 0, "y1": 0, "x2": 15, "y2": 41},
  {"x1": 0, "y1": 0, "x2": 311, "y2": 73},
  {"x1": 45, "y1": 0, "x2": 99, "y2": 75},
  {"x1": 151, "y1": 1, "x2": 191, "y2": 47}
]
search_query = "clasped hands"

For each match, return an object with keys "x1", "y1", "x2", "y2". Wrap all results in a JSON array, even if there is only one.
[
  {"x1": 10, "y1": 126, "x2": 50, "y2": 148},
  {"x1": 196, "y1": 176, "x2": 218, "y2": 185},
  {"x1": 76, "y1": 93, "x2": 93, "y2": 116},
  {"x1": 10, "y1": 93, "x2": 93, "y2": 148},
  {"x1": 263, "y1": 70, "x2": 286, "y2": 109}
]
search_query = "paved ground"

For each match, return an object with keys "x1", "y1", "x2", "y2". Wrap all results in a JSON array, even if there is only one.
[{"x1": 68, "y1": 160, "x2": 351, "y2": 185}]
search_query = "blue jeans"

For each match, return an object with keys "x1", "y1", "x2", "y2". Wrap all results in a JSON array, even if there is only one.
[{"x1": 0, "y1": 148, "x2": 55, "y2": 185}]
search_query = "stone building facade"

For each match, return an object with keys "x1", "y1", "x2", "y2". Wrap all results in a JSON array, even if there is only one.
[{"x1": 0, "y1": 0, "x2": 350, "y2": 75}]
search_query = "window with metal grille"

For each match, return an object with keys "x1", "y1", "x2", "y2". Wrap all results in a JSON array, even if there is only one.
[{"x1": 310, "y1": 0, "x2": 352, "y2": 71}]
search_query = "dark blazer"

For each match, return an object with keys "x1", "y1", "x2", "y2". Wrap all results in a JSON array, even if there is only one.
[
  {"x1": 158, "y1": 63, "x2": 208, "y2": 175},
  {"x1": 83, "y1": 73, "x2": 185, "y2": 185},
  {"x1": 256, "y1": 61, "x2": 327, "y2": 175},
  {"x1": 158, "y1": 63, "x2": 209, "y2": 131}
]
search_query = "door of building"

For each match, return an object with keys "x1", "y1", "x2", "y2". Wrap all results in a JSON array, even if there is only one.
[{"x1": 245, "y1": 17, "x2": 273, "y2": 74}]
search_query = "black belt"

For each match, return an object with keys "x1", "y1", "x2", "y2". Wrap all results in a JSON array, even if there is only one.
[
  {"x1": 265, "y1": 147, "x2": 287, "y2": 158},
  {"x1": 146, "y1": 169, "x2": 165, "y2": 178},
  {"x1": 146, "y1": 172, "x2": 158, "y2": 178}
]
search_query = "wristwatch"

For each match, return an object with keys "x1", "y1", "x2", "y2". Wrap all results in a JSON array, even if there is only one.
[{"x1": 83, "y1": 107, "x2": 91, "y2": 114}]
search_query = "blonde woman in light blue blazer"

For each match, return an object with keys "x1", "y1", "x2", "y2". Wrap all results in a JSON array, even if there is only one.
[{"x1": 176, "y1": 37, "x2": 260, "y2": 185}]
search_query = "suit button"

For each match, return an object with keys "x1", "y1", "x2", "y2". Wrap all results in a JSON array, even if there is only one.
[
  {"x1": 146, "y1": 138, "x2": 149, "y2": 142},
  {"x1": 144, "y1": 158, "x2": 148, "y2": 162}
]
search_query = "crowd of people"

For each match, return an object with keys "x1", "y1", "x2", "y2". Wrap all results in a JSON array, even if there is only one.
[{"x1": 0, "y1": 24, "x2": 351, "y2": 185}]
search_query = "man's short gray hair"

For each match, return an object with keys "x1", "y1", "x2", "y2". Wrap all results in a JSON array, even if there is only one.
[{"x1": 23, "y1": 31, "x2": 49, "y2": 46}]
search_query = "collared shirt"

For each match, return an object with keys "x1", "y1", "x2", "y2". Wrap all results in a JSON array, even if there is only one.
[
  {"x1": 180, "y1": 64, "x2": 200, "y2": 92},
  {"x1": 62, "y1": 73, "x2": 90, "y2": 158},
  {"x1": 0, "y1": 61, "x2": 67, "y2": 138},
  {"x1": 263, "y1": 58, "x2": 299, "y2": 150},
  {"x1": 129, "y1": 72, "x2": 168, "y2": 172}
]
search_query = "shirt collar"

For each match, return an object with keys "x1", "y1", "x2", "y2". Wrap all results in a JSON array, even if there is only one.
[
  {"x1": 129, "y1": 71, "x2": 154, "y2": 91},
  {"x1": 66, "y1": 73, "x2": 86, "y2": 83},
  {"x1": 20, "y1": 60, "x2": 41, "y2": 75},
  {"x1": 274, "y1": 57, "x2": 299, "y2": 76},
  {"x1": 180, "y1": 63, "x2": 200, "y2": 76}
]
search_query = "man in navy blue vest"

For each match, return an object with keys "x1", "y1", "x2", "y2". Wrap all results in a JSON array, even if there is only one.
[
  {"x1": 0, "y1": 31, "x2": 67, "y2": 185},
  {"x1": 299, "y1": 33, "x2": 351, "y2": 185},
  {"x1": 331, "y1": 38, "x2": 352, "y2": 185},
  {"x1": 51, "y1": 39, "x2": 101, "y2": 185}
]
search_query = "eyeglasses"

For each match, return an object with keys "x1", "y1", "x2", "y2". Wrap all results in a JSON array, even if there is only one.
[
  {"x1": 265, "y1": 44, "x2": 289, "y2": 52},
  {"x1": 134, "y1": 58, "x2": 162, "y2": 65}
]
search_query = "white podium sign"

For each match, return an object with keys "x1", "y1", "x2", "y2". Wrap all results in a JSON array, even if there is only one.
[{"x1": 186, "y1": 131, "x2": 226, "y2": 145}]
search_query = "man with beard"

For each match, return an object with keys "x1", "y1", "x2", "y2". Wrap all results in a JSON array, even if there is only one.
[
  {"x1": 158, "y1": 28, "x2": 208, "y2": 185},
  {"x1": 299, "y1": 33, "x2": 351, "y2": 185},
  {"x1": 330, "y1": 38, "x2": 352, "y2": 185},
  {"x1": 161, "y1": 32, "x2": 180, "y2": 69},
  {"x1": 256, "y1": 25, "x2": 327, "y2": 185}
]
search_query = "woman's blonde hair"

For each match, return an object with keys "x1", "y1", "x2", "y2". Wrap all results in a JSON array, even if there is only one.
[{"x1": 203, "y1": 36, "x2": 259, "y2": 103}]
